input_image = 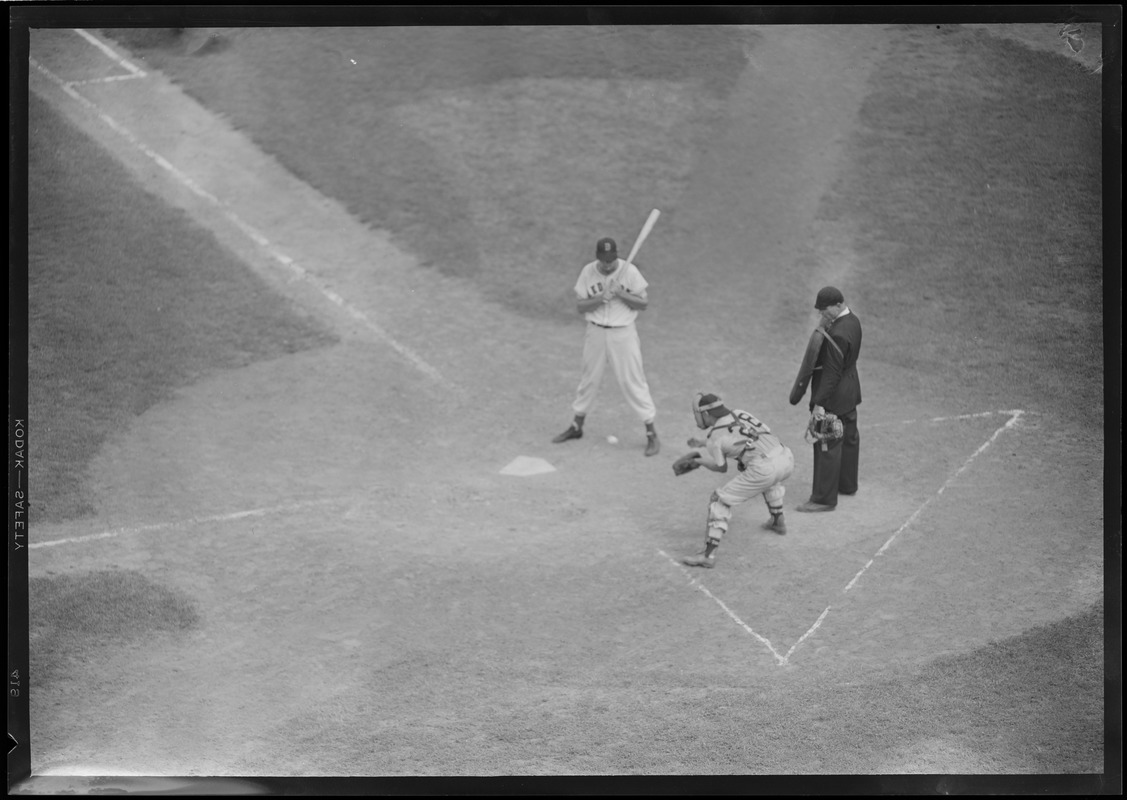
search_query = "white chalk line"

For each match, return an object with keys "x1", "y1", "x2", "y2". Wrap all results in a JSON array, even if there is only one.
[
  {"x1": 72, "y1": 28, "x2": 146, "y2": 77},
  {"x1": 784, "y1": 605, "x2": 831, "y2": 662},
  {"x1": 32, "y1": 32, "x2": 454, "y2": 391},
  {"x1": 865, "y1": 408, "x2": 1029, "y2": 428},
  {"x1": 29, "y1": 499, "x2": 342, "y2": 550},
  {"x1": 657, "y1": 551, "x2": 788, "y2": 665},
  {"x1": 856, "y1": 409, "x2": 1025, "y2": 572},
  {"x1": 68, "y1": 73, "x2": 148, "y2": 87},
  {"x1": 664, "y1": 409, "x2": 1027, "y2": 665}
]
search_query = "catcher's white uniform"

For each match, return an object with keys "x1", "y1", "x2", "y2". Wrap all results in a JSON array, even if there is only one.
[
  {"x1": 569, "y1": 258, "x2": 656, "y2": 423},
  {"x1": 700, "y1": 410, "x2": 794, "y2": 543}
]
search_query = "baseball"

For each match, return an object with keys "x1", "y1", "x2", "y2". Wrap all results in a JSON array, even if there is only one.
[{"x1": 606, "y1": 435, "x2": 619, "y2": 444}]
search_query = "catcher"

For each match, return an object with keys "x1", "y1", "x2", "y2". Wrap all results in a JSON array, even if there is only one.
[{"x1": 673, "y1": 392, "x2": 795, "y2": 569}]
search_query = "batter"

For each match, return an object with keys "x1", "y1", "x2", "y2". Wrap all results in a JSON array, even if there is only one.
[{"x1": 552, "y1": 237, "x2": 660, "y2": 456}]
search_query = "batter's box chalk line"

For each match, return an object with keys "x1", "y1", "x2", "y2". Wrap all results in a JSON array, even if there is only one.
[
  {"x1": 28, "y1": 498, "x2": 344, "y2": 550},
  {"x1": 659, "y1": 409, "x2": 1026, "y2": 666}
]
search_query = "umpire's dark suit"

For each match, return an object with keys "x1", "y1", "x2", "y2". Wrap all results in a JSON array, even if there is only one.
[{"x1": 809, "y1": 309, "x2": 862, "y2": 506}]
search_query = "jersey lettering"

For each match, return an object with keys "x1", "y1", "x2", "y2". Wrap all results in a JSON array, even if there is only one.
[
  {"x1": 707, "y1": 410, "x2": 775, "y2": 462},
  {"x1": 731, "y1": 411, "x2": 770, "y2": 440}
]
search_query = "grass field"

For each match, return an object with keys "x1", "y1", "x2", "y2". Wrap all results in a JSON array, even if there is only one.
[
  {"x1": 104, "y1": 24, "x2": 1105, "y2": 422},
  {"x1": 27, "y1": 90, "x2": 337, "y2": 523},
  {"x1": 18, "y1": 18, "x2": 1115, "y2": 785}
]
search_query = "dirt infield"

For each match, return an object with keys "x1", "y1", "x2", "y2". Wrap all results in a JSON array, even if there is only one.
[{"x1": 19, "y1": 21, "x2": 1108, "y2": 781}]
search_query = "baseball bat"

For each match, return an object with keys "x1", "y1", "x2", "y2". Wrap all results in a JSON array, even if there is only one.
[{"x1": 625, "y1": 208, "x2": 661, "y2": 263}]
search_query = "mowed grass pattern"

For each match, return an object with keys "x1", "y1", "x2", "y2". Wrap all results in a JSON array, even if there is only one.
[
  {"x1": 24, "y1": 25, "x2": 1110, "y2": 777},
  {"x1": 29, "y1": 570, "x2": 199, "y2": 685},
  {"x1": 103, "y1": 26, "x2": 750, "y2": 321},
  {"x1": 28, "y1": 92, "x2": 338, "y2": 523},
  {"x1": 796, "y1": 25, "x2": 1103, "y2": 427}
]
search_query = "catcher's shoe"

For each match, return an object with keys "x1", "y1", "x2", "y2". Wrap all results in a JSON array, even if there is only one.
[
  {"x1": 552, "y1": 425, "x2": 583, "y2": 443},
  {"x1": 682, "y1": 551, "x2": 716, "y2": 569},
  {"x1": 644, "y1": 432, "x2": 661, "y2": 457},
  {"x1": 762, "y1": 513, "x2": 787, "y2": 535}
]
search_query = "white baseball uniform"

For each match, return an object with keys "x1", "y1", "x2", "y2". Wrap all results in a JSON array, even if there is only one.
[
  {"x1": 700, "y1": 410, "x2": 794, "y2": 542},
  {"x1": 569, "y1": 258, "x2": 657, "y2": 423}
]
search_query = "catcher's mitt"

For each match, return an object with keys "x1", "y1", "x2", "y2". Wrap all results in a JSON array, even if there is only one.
[
  {"x1": 805, "y1": 413, "x2": 844, "y2": 450},
  {"x1": 671, "y1": 452, "x2": 703, "y2": 476}
]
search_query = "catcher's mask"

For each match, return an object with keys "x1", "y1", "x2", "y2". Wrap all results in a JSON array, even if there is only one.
[{"x1": 693, "y1": 392, "x2": 728, "y2": 430}]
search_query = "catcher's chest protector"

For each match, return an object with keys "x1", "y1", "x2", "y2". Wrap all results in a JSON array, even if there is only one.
[{"x1": 714, "y1": 411, "x2": 770, "y2": 459}]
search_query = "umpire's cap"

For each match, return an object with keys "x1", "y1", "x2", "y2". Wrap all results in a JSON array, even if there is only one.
[
  {"x1": 596, "y1": 237, "x2": 618, "y2": 262},
  {"x1": 815, "y1": 286, "x2": 845, "y2": 310}
]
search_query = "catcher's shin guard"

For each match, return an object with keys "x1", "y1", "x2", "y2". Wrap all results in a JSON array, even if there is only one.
[{"x1": 706, "y1": 490, "x2": 731, "y2": 541}]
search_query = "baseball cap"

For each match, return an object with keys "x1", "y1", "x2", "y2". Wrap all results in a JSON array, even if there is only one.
[
  {"x1": 815, "y1": 286, "x2": 845, "y2": 310},
  {"x1": 596, "y1": 237, "x2": 618, "y2": 262}
]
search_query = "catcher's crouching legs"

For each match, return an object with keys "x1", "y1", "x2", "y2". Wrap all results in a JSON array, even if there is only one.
[
  {"x1": 762, "y1": 483, "x2": 787, "y2": 534},
  {"x1": 684, "y1": 491, "x2": 730, "y2": 568}
]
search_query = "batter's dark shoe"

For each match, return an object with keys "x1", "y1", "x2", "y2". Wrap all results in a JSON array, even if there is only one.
[
  {"x1": 552, "y1": 425, "x2": 583, "y2": 443},
  {"x1": 644, "y1": 432, "x2": 661, "y2": 457},
  {"x1": 682, "y1": 551, "x2": 716, "y2": 569},
  {"x1": 796, "y1": 501, "x2": 835, "y2": 513}
]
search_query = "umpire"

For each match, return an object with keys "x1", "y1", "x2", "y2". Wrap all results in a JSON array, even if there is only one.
[{"x1": 795, "y1": 286, "x2": 862, "y2": 512}]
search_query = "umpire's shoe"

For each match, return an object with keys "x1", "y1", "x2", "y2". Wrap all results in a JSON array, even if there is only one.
[
  {"x1": 796, "y1": 501, "x2": 835, "y2": 513},
  {"x1": 645, "y1": 431, "x2": 661, "y2": 457},
  {"x1": 552, "y1": 424, "x2": 583, "y2": 443}
]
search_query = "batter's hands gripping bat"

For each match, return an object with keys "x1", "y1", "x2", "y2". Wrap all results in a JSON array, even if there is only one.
[{"x1": 626, "y1": 208, "x2": 661, "y2": 264}]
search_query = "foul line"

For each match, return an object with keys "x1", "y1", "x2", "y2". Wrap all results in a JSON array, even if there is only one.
[
  {"x1": 30, "y1": 30, "x2": 454, "y2": 391},
  {"x1": 843, "y1": 409, "x2": 1025, "y2": 590},
  {"x1": 28, "y1": 499, "x2": 342, "y2": 550},
  {"x1": 664, "y1": 409, "x2": 1027, "y2": 666},
  {"x1": 658, "y1": 551, "x2": 788, "y2": 665},
  {"x1": 72, "y1": 28, "x2": 147, "y2": 80},
  {"x1": 864, "y1": 409, "x2": 1027, "y2": 428}
]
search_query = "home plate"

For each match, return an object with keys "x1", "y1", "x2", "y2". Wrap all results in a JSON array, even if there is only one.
[{"x1": 499, "y1": 456, "x2": 557, "y2": 476}]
